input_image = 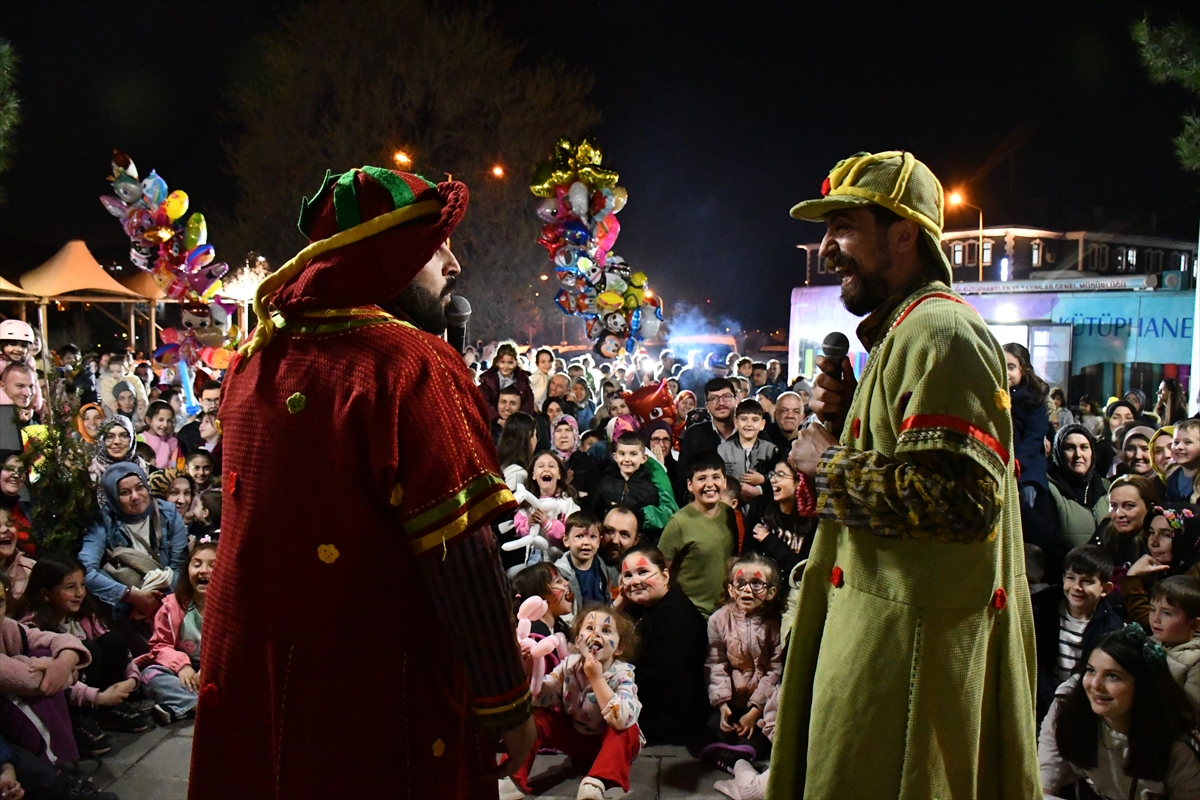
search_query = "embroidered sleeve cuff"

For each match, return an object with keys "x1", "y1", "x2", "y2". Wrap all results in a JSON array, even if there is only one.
[{"x1": 813, "y1": 445, "x2": 846, "y2": 519}]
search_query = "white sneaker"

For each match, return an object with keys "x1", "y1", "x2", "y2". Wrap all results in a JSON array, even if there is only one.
[
  {"x1": 577, "y1": 775, "x2": 606, "y2": 800},
  {"x1": 714, "y1": 777, "x2": 742, "y2": 799},
  {"x1": 498, "y1": 776, "x2": 525, "y2": 800}
]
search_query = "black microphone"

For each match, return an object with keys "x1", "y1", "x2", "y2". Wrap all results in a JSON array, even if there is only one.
[
  {"x1": 818, "y1": 331, "x2": 850, "y2": 427},
  {"x1": 446, "y1": 295, "x2": 471, "y2": 355}
]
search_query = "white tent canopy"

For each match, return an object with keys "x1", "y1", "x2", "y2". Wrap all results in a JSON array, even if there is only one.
[{"x1": 19, "y1": 240, "x2": 145, "y2": 298}]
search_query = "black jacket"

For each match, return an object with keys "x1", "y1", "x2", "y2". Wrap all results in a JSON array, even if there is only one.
[
  {"x1": 590, "y1": 460, "x2": 659, "y2": 530},
  {"x1": 624, "y1": 584, "x2": 710, "y2": 746}
]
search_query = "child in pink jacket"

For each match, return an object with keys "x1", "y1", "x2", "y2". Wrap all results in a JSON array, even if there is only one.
[
  {"x1": 699, "y1": 554, "x2": 783, "y2": 773},
  {"x1": 0, "y1": 573, "x2": 91, "y2": 764},
  {"x1": 136, "y1": 539, "x2": 215, "y2": 725},
  {"x1": 17, "y1": 554, "x2": 150, "y2": 742}
]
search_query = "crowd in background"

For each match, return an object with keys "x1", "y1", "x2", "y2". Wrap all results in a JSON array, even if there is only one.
[{"x1": 0, "y1": 315, "x2": 1196, "y2": 799}]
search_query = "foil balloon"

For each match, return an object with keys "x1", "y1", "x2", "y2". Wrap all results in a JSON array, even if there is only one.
[
  {"x1": 111, "y1": 150, "x2": 138, "y2": 180},
  {"x1": 100, "y1": 196, "x2": 130, "y2": 218},
  {"x1": 184, "y1": 213, "x2": 208, "y2": 250},
  {"x1": 639, "y1": 315, "x2": 661, "y2": 340},
  {"x1": 141, "y1": 171, "x2": 168, "y2": 209},
  {"x1": 163, "y1": 190, "x2": 189, "y2": 222},
  {"x1": 185, "y1": 244, "x2": 216, "y2": 269},
  {"x1": 112, "y1": 174, "x2": 143, "y2": 204},
  {"x1": 531, "y1": 135, "x2": 662, "y2": 357}
]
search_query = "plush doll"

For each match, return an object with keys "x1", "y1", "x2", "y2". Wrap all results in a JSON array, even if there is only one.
[{"x1": 515, "y1": 596, "x2": 569, "y2": 695}]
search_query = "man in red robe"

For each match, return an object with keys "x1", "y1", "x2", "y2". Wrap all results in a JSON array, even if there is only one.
[{"x1": 189, "y1": 167, "x2": 534, "y2": 799}]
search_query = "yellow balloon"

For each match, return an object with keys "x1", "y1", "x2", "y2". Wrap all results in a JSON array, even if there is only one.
[
  {"x1": 624, "y1": 287, "x2": 645, "y2": 307},
  {"x1": 163, "y1": 190, "x2": 189, "y2": 222},
  {"x1": 611, "y1": 186, "x2": 628, "y2": 213},
  {"x1": 629, "y1": 271, "x2": 647, "y2": 287},
  {"x1": 597, "y1": 291, "x2": 623, "y2": 313}
]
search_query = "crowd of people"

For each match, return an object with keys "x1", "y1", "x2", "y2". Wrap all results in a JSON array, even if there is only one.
[
  {"x1": 466, "y1": 334, "x2": 1200, "y2": 800},
  {"x1": 0, "y1": 319, "x2": 225, "y2": 800},
  {"x1": 0, "y1": 299, "x2": 1194, "y2": 800}
]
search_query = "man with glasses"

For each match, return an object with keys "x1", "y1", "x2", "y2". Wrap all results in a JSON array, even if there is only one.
[{"x1": 675, "y1": 378, "x2": 739, "y2": 503}]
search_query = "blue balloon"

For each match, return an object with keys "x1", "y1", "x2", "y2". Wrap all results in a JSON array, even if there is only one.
[{"x1": 561, "y1": 219, "x2": 590, "y2": 247}]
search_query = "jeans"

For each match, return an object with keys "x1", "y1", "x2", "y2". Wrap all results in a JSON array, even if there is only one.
[{"x1": 142, "y1": 667, "x2": 198, "y2": 716}]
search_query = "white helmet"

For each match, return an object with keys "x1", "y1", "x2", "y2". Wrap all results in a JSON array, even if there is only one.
[{"x1": 0, "y1": 320, "x2": 34, "y2": 344}]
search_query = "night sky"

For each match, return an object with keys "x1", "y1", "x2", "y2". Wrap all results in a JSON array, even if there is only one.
[{"x1": 2, "y1": 0, "x2": 1200, "y2": 334}]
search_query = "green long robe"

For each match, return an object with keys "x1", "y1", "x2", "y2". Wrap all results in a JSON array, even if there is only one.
[{"x1": 766, "y1": 282, "x2": 1040, "y2": 799}]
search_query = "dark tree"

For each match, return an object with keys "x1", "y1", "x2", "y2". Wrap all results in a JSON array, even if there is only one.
[
  {"x1": 0, "y1": 39, "x2": 20, "y2": 195},
  {"x1": 221, "y1": 0, "x2": 600, "y2": 340},
  {"x1": 1134, "y1": 16, "x2": 1200, "y2": 172}
]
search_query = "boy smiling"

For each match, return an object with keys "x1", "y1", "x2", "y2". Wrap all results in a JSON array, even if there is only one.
[{"x1": 658, "y1": 453, "x2": 736, "y2": 617}]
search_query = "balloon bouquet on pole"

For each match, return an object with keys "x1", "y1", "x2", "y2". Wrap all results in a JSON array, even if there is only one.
[
  {"x1": 99, "y1": 150, "x2": 241, "y2": 400},
  {"x1": 531, "y1": 136, "x2": 664, "y2": 359}
]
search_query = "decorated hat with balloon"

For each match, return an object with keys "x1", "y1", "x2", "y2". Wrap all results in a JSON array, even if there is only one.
[
  {"x1": 531, "y1": 136, "x2": 663, "y2": 359},
  {"x1": 100, "y1": 150, "x2": 239, "y2": 370}
]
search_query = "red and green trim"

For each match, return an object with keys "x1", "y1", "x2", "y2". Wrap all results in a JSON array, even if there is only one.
[
  {"x1": 404, "y1": 473, "x2": 517, "y2": 555},
  {"x1": 889, "y1": 291, "x2": 968, "y2": 334},
  {"x1": 899, "y1": 413, "x2": 1010, "y2": 465}
]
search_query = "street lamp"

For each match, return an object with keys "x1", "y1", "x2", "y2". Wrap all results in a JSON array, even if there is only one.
[
  {"x1": 393, "y1": 150, "x2": 412, "y2": 167},
  {"x1": 948, "y1": 191, "x2": 985, "y2": 282}
]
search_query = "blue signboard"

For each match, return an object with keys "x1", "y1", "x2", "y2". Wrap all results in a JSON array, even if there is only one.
[{"x1": 789, "y1": 286, "x2": 1195, "y2": 380}]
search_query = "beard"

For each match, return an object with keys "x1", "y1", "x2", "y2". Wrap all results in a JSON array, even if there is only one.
[
  {"x1": 828, "y1": 252, "x2": 892, "y2": 317},
  {"x1": 390, "y1": 275, "x2": 457, "y2": 335}
]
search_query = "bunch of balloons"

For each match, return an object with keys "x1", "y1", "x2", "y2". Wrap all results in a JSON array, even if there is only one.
[
  {"x1": 100, "y1": 150, "x2": 228, "y2": 304},
  {"x1": 531, "y1": 136, "x2": 663, "y2": 359}
]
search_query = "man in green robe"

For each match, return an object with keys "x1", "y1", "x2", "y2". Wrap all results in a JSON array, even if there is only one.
[{"x1": 766, "y1": 152, "x2": 1040, "y2": 799}]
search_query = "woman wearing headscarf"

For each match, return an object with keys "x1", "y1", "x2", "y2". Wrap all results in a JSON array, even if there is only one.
[
  {"x1": 1121, "y1": 503, "x2": 1200, "y2": 630},
  {"x1": 1046, "y1": 424, "x2": 1111, "y2": 549},
  {"x1": 643, "y1": 419, "x2": 679, "y2": 495},
  {"x1": 551, "y1": 413, "x2": 597, "y2": 495},
  {"x1": 78, "y1": 462, "x2": 188, "y2": 655},
  {"x1": 73, "y1": 402, "x2": 105, "y2": 452},
  {"x1": 87, "y1": 416, "x2": 149, "y2": 498}
]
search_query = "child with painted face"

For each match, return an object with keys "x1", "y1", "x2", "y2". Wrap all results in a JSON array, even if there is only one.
[
  {"x1": 506, "y1": 604, "x2": 642, "y2": 800},
  {"x1": 512, "y1": 563, "x2": 574, "y2": 680},
  {"x1": 136, "y1": 540, "x2": 216, "y2": 725},
  {"x1": 699, "y1": 554, "x2": 783, "y2": 775},
  {"x1": 554, "y1": 512, "x2": 610, "y2": 616}
]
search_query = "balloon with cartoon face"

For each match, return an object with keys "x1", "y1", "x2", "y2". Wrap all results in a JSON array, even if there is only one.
[
  {"x1": 604, "y1": 312, "x2": 627, "y2": 335},
  {"x1": 594, "y1": 332, "x2": 622, "y2": 360}
]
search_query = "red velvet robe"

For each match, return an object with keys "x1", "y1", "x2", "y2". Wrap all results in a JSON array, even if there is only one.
[{"x1": 189, "y1": 307, "x2": 519, "y2": 799}]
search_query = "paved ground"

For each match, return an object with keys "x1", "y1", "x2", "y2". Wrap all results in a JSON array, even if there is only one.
[{"x1": 85, "y1": 726, "x2": 755, "y2": 799}]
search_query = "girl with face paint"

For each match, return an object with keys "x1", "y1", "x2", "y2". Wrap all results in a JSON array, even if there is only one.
[
  {"x1": 698, "y1": 555, "x2": 783, "y2": 776},
  {"x1": 506, "y1": 604, "x2": 642, "y2": 800},
  {"x1": 511, "y1": 563, "x2": 574, "y2": 678},
  {"x1": 616, "y1": 543, "x2": 710, "y2": 748}
]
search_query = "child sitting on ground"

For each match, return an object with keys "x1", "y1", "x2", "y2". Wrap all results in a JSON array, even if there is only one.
[
  {"x1": 514, "y1": 451, "x2": 579, "y2": 560},
  {"x1": 659, "y1": 453, "x2": 737, "y2": 618},
  {"x1": 700, "y1": 554, "x2": 783, "y2": 775},
  {"x1": 135, "y1": 538, "x2": 215, "y2": 725},
  {"x1": 188, "y1": 491, "x2": 221, "y2": 543},
  {"x1": 717, "y1": 400, "x2": 776, "y2": 503},
  {"x1": 556, "y1": 513, "x2": 609, "y2": 616},
  {"x1": 0, "y1": 573, "x2": 92, "y2": 766},
  {"x1": 512, "y1": 563, "x2": 574, "y2": 678},
  {"x1": 505, "y1": 605, "x2": 642, "y2": 800},
  {"x1": 1147, "y1": 574, "x2": 1200, "y2": 712},
  {"x1": 1032, "y1": 545, "x2": 1123, "y2": 722},
  {"x1": 1168, "y1": 420, "x2": 1200, "y2": 502},
  {"x1": 18, "y1": 554, "x2": 152, "y2": 757}
]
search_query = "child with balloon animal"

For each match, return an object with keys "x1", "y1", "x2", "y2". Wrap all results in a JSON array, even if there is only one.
[
  {"x1": 503, "y1": 605, "x2": 642, "y2": 800},
  {"x1": 513, "y1": 451, "x2": 579, "y2": 560},
  {"x1": 512, "y1": 563, "x2": 573, "y2": 684}
]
